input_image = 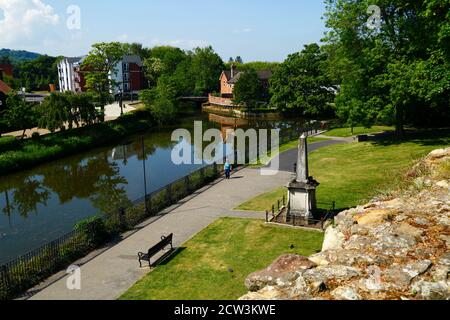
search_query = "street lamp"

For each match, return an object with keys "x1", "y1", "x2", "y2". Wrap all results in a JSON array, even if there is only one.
[{"x1": 118, "y1": 88, "x2": 124, "y2": 116}]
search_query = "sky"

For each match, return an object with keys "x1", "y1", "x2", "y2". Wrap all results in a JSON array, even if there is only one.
[{"x1": 0, "y1": 0, "x2": 328, "y2": 62}]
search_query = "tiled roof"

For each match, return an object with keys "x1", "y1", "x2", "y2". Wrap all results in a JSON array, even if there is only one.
[
  {"x1": 227, "y1": 69, "x2": 273, "y2": 84},
  {"x1": 0, "y1": 79, "x2": 12, "y2": 94}
]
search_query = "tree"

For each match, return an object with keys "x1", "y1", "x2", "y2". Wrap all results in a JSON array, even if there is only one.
[
  {"x1": 188, "y1": 46, "x2": 224, "y2": 96},
  {"x1": 38, "y1": 93, "x2": 70, "y2": 132},
  {"x1": 4, "y1": 93, "x2": 37, "y2": 139},
  {"x1": 143, "y1": 57, "x2": 166, "y2": 88},
  {"x1": 15, "y1": 55, "x2": 59, "y2": 91},
  {"x1": 82, "y1": 42, "x2": 126, "y2": 121},
  {"x1": 233, "y1": 69, "x2": 267, "y2": 109},
  {"x1": 235, "y1": 56, "x2": 244, "y2": 64},
  {"x1": 324, "y1": 0, "x2": 450, "y2": 136},
  {"x1": 270, "y1": 44, "x2": 336, "y2": 117}
]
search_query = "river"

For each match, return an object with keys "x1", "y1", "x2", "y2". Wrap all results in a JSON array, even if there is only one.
[{"x1": 0, "y1": 109, "x2": 304, "y2": 264}]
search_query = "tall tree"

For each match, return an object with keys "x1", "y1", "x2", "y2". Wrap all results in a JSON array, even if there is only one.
[
  {"x1": 233, "y1": 69, "x2": 267, "y2": 109},
  {"x1": 4, "y1": 93, "x2": 37, "y2": 139},
  {"x1": 82, "y1": 42, "x2": 126, "y2": 121},
  {"x1": 324, "y1": 0, "x2": 450, "y2": 136},
  {"x1": 188, "y1": 46, "x2": 224, "y2": 96},
  {"x1": 270, "y1": 43, "x2": 336, "y2": 117}
]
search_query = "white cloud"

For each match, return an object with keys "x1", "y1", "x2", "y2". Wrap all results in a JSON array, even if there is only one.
[{"x1": 0, "y1": 0, "x2": 59, "y2": 46}]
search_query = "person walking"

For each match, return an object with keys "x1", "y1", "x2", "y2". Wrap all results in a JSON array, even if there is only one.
[{"x1": 224, "y1": 160, "x2": 231, "y2": 180}]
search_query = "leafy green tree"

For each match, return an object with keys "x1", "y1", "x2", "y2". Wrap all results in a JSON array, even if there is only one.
[
  {"x1": 143, "y1": 57, "x2": 166, "y2": 88},
  {"x1": 38, "y1": 93, "x2": 69, "y2": 132},
  {"x1": 4, "y1": 93, "x2": 37, "y2": 139},
  {"x1": 82, "y1": 42, "x2": 126, "y2": 121},
  {"x1": 233, "y1": 69, "x2": 267, "y2": 109},
  {"x1": 270, "y1": 44, "x2": 336, "y2": 117},
  {"x1": 324, "y1": 0, "x2": 450, "y2": 136},
  {"x1": 14, "y1": 55, "x2": 59, "y2": 91},
  {"x1": 188, "y1": 46, "x2": 224, "y2": 96}
]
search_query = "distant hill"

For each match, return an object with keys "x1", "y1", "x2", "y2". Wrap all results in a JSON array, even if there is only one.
[{"x1": 0, "y1": 49, "x2": 43, "y2": 64}]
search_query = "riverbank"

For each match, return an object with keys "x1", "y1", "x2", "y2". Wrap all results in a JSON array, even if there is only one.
[{"x1": 0, "y1": 108, "x2": 157, "y2": 175}]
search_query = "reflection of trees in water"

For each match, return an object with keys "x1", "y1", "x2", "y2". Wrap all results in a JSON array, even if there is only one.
[
  {"x1": 12, "y1": 179, "x2": 50, "y2": 218},
  {"x1": 0, "y1": 130, "x2": 183, "y2": 220},
  {"x1": 0, "y1": 151, "x2": 134, "y2": 219}
]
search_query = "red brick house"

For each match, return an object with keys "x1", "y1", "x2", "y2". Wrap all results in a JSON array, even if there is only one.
[{"x1": 208, "y1": 65, "x2": 272, "y2": 108}]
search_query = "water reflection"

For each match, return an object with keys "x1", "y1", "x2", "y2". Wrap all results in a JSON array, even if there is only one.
[{"x1": 0, "y1": 111, "x2": 304, "y2": 263}]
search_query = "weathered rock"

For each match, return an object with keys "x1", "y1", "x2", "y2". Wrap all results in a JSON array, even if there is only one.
[
  {"x1": 436, "y1": 180, "x2": 449, "y2": 189},
  {"x1": 431, "y1": 265, "x2": 450, "y2": 282},
  {"x1": 438, "y1": 253, "x2": 450, "y2": 266},
  {"x1": 383, "y1": 260, "x2": 432, "y2": 289},
  {"x1": 394, "y1": 223, "x2": 425, "y2": 239},
  {"x1": 440, "y1": 235, "x2": 450, "y2": 248},
  {"x1": 354, "y1": 209, "x2": 390, "y2": 226},
  {"x1": 413, "y1": 217, "x2": 430, "y2": 227},
  {"x1": 303, "y1": 265, "x2": 361, "y2": 285},
  {"x1": 331, "y1": 286, "x2": 362, "y2": 300},
  {"x1": 411, "y1": 280, "x2": 450, "y2": 300},
  {"x1": 245, "y1": 254, "x2": 316, "y2": 292},
  {"x1": 322, "y1": 227, "x2": 345, "y2": 251}
]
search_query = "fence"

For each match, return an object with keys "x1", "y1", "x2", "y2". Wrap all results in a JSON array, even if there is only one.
[
  {"x1": 0, "y1": 161, "x2": 223, "y2": 300},
  {"x1": 265, "y1": 195, "x2": 336, "y2": 231},
  {"x1": 0, "y1": 121, "x2": 330, "y2": 300}
]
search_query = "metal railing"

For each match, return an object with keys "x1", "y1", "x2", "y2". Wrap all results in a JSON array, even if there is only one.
[
  {"x1": 266, "y1": 197, "x2": 336, "y2": 231},
  {"x1": 0, "y1": 161, "x2": 226, "y2": 300}
]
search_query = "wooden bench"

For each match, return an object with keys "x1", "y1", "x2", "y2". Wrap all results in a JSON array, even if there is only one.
[{"x1": 138, "y1": 234, "x2": 174, "y2": 268}]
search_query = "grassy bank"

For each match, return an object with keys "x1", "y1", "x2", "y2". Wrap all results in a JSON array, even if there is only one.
[
  {"x1": 250, "y1": 136, "x2": 330, "y2": 168},
  {"x1": 323, "y1": 126, "x2": 395, "y2": 138},
  {"x1": 120, "y1": 218, "x2": 323, "y2": 300},
  {"x1": 236, "y1": 130, "x2": 450, "y2": 212},
  {"x1": 0, "y1": 109, "x2": 156, "y2": 175}
]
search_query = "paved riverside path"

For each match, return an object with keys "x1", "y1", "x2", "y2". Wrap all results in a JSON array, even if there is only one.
[{"x1": 30, "y1": 138, "x2": 346, "y2": 300}]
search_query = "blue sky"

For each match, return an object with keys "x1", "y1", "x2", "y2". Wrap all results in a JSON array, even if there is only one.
[{"x1": 0, "y1": 0, "x2": 328, "y2": 62}]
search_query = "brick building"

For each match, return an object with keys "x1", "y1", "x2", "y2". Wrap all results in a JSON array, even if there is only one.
[{"x1": 207, "y1": 65, "x2": 273, "y2": 108}]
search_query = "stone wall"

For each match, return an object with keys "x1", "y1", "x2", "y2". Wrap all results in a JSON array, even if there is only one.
[{"x1": 241, "y1": 148, "x2": 450, "y2": 300}]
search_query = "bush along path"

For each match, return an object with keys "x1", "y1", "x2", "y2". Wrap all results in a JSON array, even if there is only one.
[{"x1": 0, "y1": 109, "x2": 156, "y2": 175}]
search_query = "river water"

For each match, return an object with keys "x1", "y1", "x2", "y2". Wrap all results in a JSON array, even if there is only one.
[{"x1": 0, "y1": 109, "x2": 304, "y2": 264}]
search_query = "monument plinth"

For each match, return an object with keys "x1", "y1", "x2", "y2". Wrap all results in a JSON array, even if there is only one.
[{"x1": 286, "y1": 134, "x2": 319, "y2": 219}]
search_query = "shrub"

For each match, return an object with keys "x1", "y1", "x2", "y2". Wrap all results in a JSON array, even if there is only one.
[
  {"x1": 0, "y1": 136, "x2": 19, "y2": 153},
  {"x1": 74, "y1": 216, "x2": 108, "y2": 248}
]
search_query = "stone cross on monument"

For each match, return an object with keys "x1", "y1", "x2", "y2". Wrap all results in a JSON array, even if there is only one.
[{"x1": 286, "y1": 134, "x2": 319, "y2": 219}]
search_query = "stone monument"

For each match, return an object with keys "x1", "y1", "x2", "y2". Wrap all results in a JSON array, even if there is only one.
[{"x1": 286, "y1": 134, "x2": 319, "y2": 219}]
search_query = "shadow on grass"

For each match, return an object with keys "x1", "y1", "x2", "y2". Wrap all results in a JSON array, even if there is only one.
[
  {"x1": 369, "y1": 128, "x2": 450, "y2": 147},
  {"x1": 152, "y1": 247, "x2": 186, "y2": 268}
]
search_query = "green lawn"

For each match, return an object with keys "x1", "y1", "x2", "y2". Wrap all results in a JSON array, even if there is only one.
[
  {"x1": 324, "y1": 126, "x2": 395, "y2": 138},
  {"x1": 250, "y1": 136, "x2": 330, "y2": 168},
  {"x1": 120, "y1": 218, "x2": 323, "y2": 300},
  {"x1": 236, "y1": 130, "x2": 450, "y2": 212}
]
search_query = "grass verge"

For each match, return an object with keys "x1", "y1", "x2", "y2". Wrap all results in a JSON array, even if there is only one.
[
  {"x1": 120, "y1": 218, "x2": 323, "y2": 300},
  {"x1": 0, "y1": 109, "x2": 156, "y2": 175},
  {"x1": 323, "y1": 126, "x2": 395, "y2": 138},
  {"x1": 236, "y1": 130, "x2": 450, "y2": 212}
]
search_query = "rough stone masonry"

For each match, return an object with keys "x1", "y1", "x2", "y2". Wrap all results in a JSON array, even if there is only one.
[{"x1": 241, "y1": 147, "x2": 450, "y2": 300}]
